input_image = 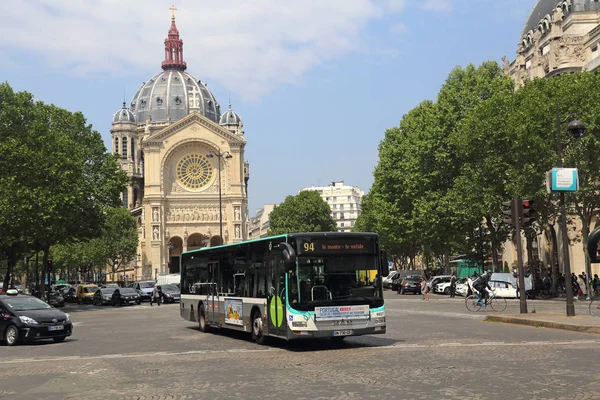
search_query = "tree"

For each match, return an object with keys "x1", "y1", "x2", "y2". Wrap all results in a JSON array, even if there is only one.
[
  {"x1": 97, "y1": 207, "x2": 138, "y2": 282},
  {"x1": 0, "y1": 82, "x2": 128, "y2": 291},
  {"x1": 268, "y1": 190, "x2": 336, "y2": 235}
]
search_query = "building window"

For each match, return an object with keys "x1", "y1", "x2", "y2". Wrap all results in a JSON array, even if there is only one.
[
  {"x1": 340, "y1": 213, "x2": 345, "y2": 220},
  {"x1": 114, "y1": 138, "x2": 119, "y2": 154},
  {"x1": 122, "y1": 137, "x2": 128, "y2": 159},
  {"x1": 333, "y1": 204, "x2": 337, "y2": 210},
  {"x1": 332, "y1": 197, "x2": 336, "y2": 203},
  {"x1": 326, "y1": 197, "x2": 329, "y2": 201},
  {"x1": 122, "y1": 189, "x2": 128, "y2": 208},
  {"x1": 350, "y1": 204, "x2": 354, "y2": 209},
  {"x1": 347, "y1": 196, "x2": 351, "y2": 201},
  {"x1": 351, "y1": 221, "x2": 355, "y2": 227},
  {"x1": 340, "y1": 204, "x2": 344, "y2": 210},
  {"x1": 131, "y1": 138, "x2": 135, "y2": 159},
  {"x1": 341, "y1": 222, "x2": 345, "y2": 227}
]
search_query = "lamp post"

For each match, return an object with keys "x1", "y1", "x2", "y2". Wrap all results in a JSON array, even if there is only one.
[
  {"x1": 207, "y1": 150, "x2": 232, "y2": 245},
  {"x1": 555, "y1": 105, "x2": 586, "y2": 317}
]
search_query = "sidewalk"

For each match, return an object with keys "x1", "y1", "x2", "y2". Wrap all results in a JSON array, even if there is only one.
[{"x1": 485, "y1": 312, "x2": 600, "y2": 334}]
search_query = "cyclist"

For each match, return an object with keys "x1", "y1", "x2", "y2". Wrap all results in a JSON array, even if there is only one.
[{"x1": 473, "y1": 269, "x2": 494, "y2": 305}]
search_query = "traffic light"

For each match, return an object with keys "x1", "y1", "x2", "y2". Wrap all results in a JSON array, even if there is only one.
[
  {"x1": 46, "y1": 259, "x2": 53, "y2": 269},
  {"x1": 502, "y1": 200, "x2": 513, "y2": 224},
  {"x1": 521, "y1": 200, "x2": 536, "y2": 226}
]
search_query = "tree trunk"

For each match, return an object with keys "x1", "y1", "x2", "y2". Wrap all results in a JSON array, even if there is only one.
[
  {"x1": 580, "y1": 208, "x2": 592, "y2": 297},
  {"x1": 485, "y1": 217, "x2": 500, "y2": 272},
  {"x1": 546, "y1": 228, "x2": 558, "y2": 296}
]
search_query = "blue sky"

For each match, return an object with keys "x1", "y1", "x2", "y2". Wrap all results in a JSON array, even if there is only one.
[{"x1": 0, "y1": 0, "x2": 536, "y2": 215}]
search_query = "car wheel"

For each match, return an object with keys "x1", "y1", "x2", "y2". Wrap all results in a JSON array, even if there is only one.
[
  {"x1": 136, "y1": 300, "x2": 141, "y2": 305},
  {"x1": 52, "y1": 336, "x2": 66, "y2": 343},
  {"x1": 444, "y1": 287, "x2": 450, "y2": 295},
  {"x1": 4, "y1": 325, "x2": 19, "y2": 346}
]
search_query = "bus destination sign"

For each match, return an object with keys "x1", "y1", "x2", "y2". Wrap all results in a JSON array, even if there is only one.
[{"x1": 299, "y1": 238, "x2": 374, "y2": 255}]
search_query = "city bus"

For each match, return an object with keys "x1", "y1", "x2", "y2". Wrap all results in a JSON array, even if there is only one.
[{"x1": 179, "y1": 232, "x2": 388, "y2": 344}]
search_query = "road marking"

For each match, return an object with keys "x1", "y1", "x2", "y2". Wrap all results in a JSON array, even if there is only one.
[
  {"x1": 0, "y1": 348, "x2": 280, "y2": 365},
  {"x1": 2, "y1": 339, "x2": 598, "y2": 365}
]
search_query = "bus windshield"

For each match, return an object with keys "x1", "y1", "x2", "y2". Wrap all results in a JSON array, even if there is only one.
[{"x1": 288, "y1": 254, "x2": 383, "y2": 311}]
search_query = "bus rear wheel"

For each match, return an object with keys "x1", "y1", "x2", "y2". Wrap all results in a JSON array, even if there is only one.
[
  {"x1": 199, "y1": 305, "x2": 209, "y2": 332},
  {"x1": 251, "y1": 312, "x2": 267, "y2": 345}
]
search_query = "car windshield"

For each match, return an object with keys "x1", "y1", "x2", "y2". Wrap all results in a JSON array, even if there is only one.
[
  {"x1": 140, "y1": 282, "x2": 154, "y2": 289},
  {"x1": 406, "y1": 278, "x2": 421, "y2": 283},
  {"x1": 101, "y1": 288, "x2": 116, "y2": 294},
  {"x1": 84, "y1": 286, "x2": 98, "y2": 293},
  {"x1": 161, "y1": 285, "x2": 179, "y2": 292},
  {"x1": 288, "y1": 255, "x2": 383, "y2": 311},
  {"x1": 121, "y1": 288, "x2": 136, "y2": 294},
  {"x1": 2, "y1": 296, "x2": 52, "y2": 311}
]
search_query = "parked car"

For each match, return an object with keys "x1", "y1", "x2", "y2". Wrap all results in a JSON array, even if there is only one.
[
  {"x1": 397, "y1": 276, "x2": 423, "y2": 295},
  {"x1": 0, "y1": 289, "x2": 73, "y2": 345},
  {"x1": 111, "y1": 288, "x2": 141, "y2": 306},
  {"x1": 427, "y1": 275, "x2": 452, "y2": 292},
  {"x1": 455, "y1": 278, "x2": 470, "y2": 297},
  {"x1": 435, "y1": 281, "x2": 453, "y2": 295},
  {"x1": 383, "y1": 271, "x2": 401, "y2": 289},
  {"x1": 93, "y1": 288, "x2": 117, "y2": 306},
  {"x1": 47, "y1": 291, "x2": 65, "y2": 308},
  {"x1": 131, "y1": 281, "x2": 156, "y2": 301},
  {"x1": 76, "y1": 284, "x2": 99, "y2": 304},
  {"x1": 489, "y1": 280, "x2": 518, "y2": 298},
  {"x1": 160, "y1": 284, "x2": 181, "y2": 303},
  {"x1": 62, "y1": 287, "x2": 78, "y2": 303}
]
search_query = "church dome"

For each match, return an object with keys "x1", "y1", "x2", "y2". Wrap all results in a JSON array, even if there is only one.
[
  {"x1": 113, "y1": 102, "x2": 136, "y2": 124},
  {"x1": 130, "y1": 70, "x2": 220, "y2": 124},
  {"x1": 219, "y1": 104, "x2": 242, "y2": 126},
  {"x1": 129, "y1": 14, "x2": 221, "y2": 124}
]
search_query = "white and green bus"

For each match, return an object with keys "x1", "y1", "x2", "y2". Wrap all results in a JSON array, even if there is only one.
[{"x1": 180, "y1": 232, "x2": 388, "y2": 344}]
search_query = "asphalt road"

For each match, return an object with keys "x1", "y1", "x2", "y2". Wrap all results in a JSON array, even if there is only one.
[{"x1": 1, "y1": 293, "x2": 599, "y2": 400}]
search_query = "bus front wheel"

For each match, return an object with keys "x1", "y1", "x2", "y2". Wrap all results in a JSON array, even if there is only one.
[
  {"x1": 251, "y1": 312, "x2": 267, "y2": 345},
  {"x1": 199, "y1": 305, "x2": 209, "y2": 332}
]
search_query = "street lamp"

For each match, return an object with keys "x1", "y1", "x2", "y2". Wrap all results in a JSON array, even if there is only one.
[
  {"x1": 556, "y1": 107, "x2": 586, "y2": 317},
  {"x1": 207, "y1": 150, "x2": 233, "y2": 245}
]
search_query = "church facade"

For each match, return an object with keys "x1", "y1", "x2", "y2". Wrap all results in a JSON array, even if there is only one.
[{"x1": 110, "y1": 11, "x2": 249, "y2": 281}]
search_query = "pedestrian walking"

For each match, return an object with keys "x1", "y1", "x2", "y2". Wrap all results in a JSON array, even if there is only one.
[
  {"x1": 150, "y1": 284, "x2": 161, "y2": 306},
  {"x1": 449, "y1": 273, "x2": 456, "y2": 298},
  {"x1": 421, "y1": 277, "x2": 429, "y2": 301},
  {"x1": 579, "y1": 274, "x2": 588, "y2": 299}
]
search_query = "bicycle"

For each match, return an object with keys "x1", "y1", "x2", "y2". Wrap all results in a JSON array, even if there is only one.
[
  {"x1": 465, "y1": 290, "x2": 507, "y2": 312},
  {"x1": 589, "y1": 297, "x2": 600, "y2": 316}
]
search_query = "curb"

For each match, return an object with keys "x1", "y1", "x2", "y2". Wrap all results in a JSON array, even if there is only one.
[{"x1": 484, "y1": 315, "x2": 600, "y2": 334}]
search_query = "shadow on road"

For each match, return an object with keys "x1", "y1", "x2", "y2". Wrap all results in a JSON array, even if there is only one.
[{"x1": 185, "y1": 325, "x2": 401, "y2": 351}]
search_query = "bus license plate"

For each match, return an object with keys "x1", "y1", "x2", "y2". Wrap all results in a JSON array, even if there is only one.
[
  {"x1": 48, "y1": 325, "x2": 64, "y2": 331},
  {"x1": 332, "y1": 330, "x2": 352, "y2": 337}
]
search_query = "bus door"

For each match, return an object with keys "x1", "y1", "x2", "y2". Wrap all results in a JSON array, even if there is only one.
[
  {"x1": 268, "y1": 256, "x2": 287, "y2": 337},
  {"x1": 208, "y1": 261, "x2": 219, "y2": 323}
]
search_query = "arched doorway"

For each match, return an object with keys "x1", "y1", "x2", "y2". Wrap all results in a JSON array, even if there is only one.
[
  {"x1": 188, "y1": 233, "x2": 209, "y2": 251},
  {"x1": 210, "y1": 235, "x2": 223, "y2": 247},
  {"x1": 168, "y1": 236, "x2": 183, "y2": 273}
]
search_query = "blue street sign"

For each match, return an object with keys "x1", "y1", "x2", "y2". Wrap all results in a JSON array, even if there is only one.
[{"x1": 551, "y1": 168, "x2": 578, "y2": 192}]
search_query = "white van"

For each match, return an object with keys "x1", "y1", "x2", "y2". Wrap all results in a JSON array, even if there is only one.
[{"x1": 157, "y1": 273, "x2": 180, "y2": 286}]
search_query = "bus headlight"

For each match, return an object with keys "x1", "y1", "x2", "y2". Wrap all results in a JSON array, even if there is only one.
[{"x1": 292, "y1": 321, "x2": 307, "y2": 328}]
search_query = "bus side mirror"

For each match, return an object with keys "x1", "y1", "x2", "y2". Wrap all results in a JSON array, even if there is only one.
[
  {"x1": 381, "y1": 250, "x2": 389, "y2": 277},
  {"x1": 279, "y1": 243, "x2": 296, "y2": 264},
  {"x1": 588, "y1": 226, "x2": 600, "y2": 263}
]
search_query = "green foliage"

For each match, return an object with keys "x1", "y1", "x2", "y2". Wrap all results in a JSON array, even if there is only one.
[
  {"x1": 0, "y1": 82, "x2": 129, "y2": 288},
  {"x1": 268, "y1": 190, "x2": 337, "y2": 235}
]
